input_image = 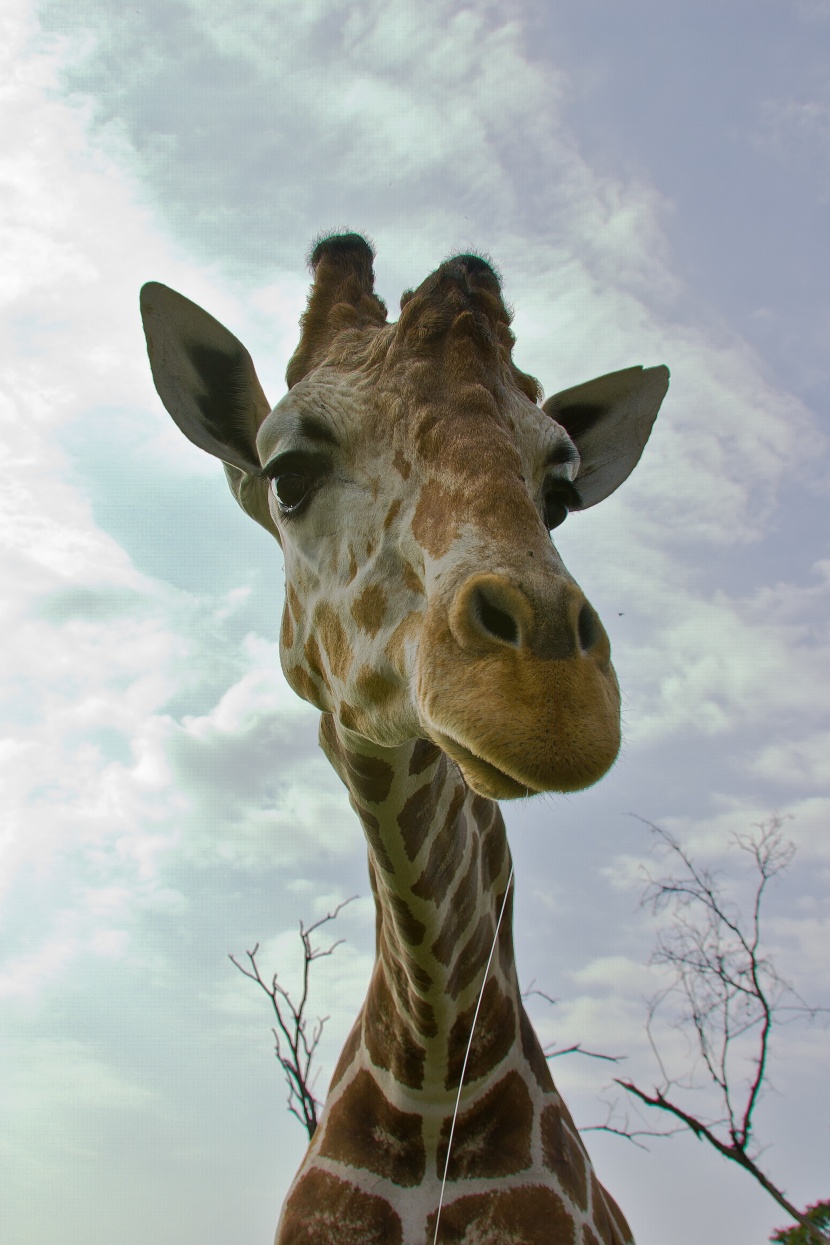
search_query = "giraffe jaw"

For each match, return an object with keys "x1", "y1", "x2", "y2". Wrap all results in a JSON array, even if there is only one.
[{"x1": 429, "y1": 730, "x2": 548, "y2": 800}]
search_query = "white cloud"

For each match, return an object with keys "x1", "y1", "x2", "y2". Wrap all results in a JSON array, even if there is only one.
[
  {"x1": 634, "y1": 795, "x2": 830, "y2": 865},
  {"x1": 5, "y1": 1036, "x2": 154, "y2": 1114},
  {"x1": 751, "y1": 731, "x2": 830, "y2": 788},
  {"x1": 570, "y1": 954, "x2": 655, "y2": 993},
  {"x1": 2, "y1": 5, "x2": 828, "y2": 1244},
  {"x1": 0, "y1": 1, "x2": 322, "y2": 1013}
]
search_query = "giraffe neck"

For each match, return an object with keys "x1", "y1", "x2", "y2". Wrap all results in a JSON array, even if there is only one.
[
  {"x1": 275, "y1": 715, "x2": 634, "y2": 1245},
  {"x1": 320, "y1": 713, "x2": 520, "y2": 1105}
]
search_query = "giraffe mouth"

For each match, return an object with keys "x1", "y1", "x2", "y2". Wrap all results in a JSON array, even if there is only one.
[{"x1": 429, "y1": 730, "x2": 540, "y2": 800}]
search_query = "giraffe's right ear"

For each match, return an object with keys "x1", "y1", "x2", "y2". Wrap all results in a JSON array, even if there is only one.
[{"x1": 140, "y1": 282, "x2": 279, "y2": 538}]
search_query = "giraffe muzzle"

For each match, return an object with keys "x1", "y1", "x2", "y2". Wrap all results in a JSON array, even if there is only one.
[
  {"x1": 418, "y1": 572, "x2": 620, "y2": 798},
  {"x1": 449, "y1": 572, "x2": 606, "y2": 662}
]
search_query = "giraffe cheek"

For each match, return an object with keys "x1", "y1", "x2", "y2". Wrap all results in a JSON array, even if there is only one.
[
  {"x1": 283, "y1": 661, "x2": 333, "y2": 712},
  {"x1": 281, "y1": 629, "x2": 335, "y2": 712}
]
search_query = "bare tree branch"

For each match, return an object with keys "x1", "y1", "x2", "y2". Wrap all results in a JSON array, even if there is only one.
[
  {"x1": 545, "y1": 1042, "x2": 624, "y2": 1064},
  {"x1": 230, "y1": 896, "x2": 358, "y2": 1139},
  {"x1": 581, "y1": 1096, "x2": 684, "y2": 1150},
  {"x1": 522, "y1": 979, "x2": 625, "y2": 1064},
  {"x1": 614, "y1": 1080, "x2": 825, "y2": 1240},
  {"x1": 613, "y1": 816, "x2": 829, "y2": 1244}
]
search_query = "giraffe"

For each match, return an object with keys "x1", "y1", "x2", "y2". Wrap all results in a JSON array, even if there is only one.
[{"x1": 140, "y1": 233, "x2": 668, "y2": 1245}]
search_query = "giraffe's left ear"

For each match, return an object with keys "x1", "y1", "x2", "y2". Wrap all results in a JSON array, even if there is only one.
[
  {"x1": 543, "y1": 365, "x2": 669, "y2": 507},
  {"x1": 140, "y1": 282, "x2": 279, "y2": 538}
]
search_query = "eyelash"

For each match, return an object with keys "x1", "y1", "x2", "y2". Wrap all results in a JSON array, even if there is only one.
[
  {"x1": 542, "y1": 478, "x2": 583, "y2": 531},
  {"x1": 265, "y1": 453, "x2": 327, "y2": 516}
]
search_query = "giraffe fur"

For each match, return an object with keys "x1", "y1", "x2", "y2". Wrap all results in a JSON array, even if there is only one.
[{"x1": 140, "y1": 233, "x2": 668, "y2": 1244}]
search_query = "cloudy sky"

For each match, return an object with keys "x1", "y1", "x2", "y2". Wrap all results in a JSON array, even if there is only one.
[{"x1": 2, "y1": 1, "x2": 828, "y2": 1243}]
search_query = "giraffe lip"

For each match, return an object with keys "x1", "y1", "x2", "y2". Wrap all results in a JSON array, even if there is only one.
[{"x1": 429, "y1": 730, "x2": 539, "y2": 799}]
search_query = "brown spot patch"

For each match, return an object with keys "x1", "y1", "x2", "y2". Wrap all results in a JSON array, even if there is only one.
[
  {"x1": 303, "y1": 632, "x2": 329, "y2": 688},
  {"x1": 602, "y1": 1188, "x2": 634, "y2": 1244},
  {"x1": 355, "y1": 665, "x2": 398, "y2": 708},
  {"x1": 383, "y1": 945, "x2": 438, "y2": 1038},
  {"x1": 583, "y1": 1229, "x2": 602, "y2": 1245},
  {"x1": 337, "y1": 701, "x2": 360, "y2": 732},
  {"x1": 364, "y1": 966, "x2": 426, "y2": 1089},
  {"x1": 386, "y1": 607, "x2": 423, "y2": 669},
  {"x1": 383, "y1": 498, "x2": 402, "y2": 531},
  {"x1": 590, "y1": 1173, "x2": 630, "y2": 1245},
  {"x1": 386, "y1": 888, "x2": 427, "y2": 948},
  {"x1": 446, "y1": 977, "x2": 516, "y2": 1089},
  {"x1": 436, "y1": 1071, "x2": 533, "y2": 1179},
  {"x1": 470, "y1": 792, "x2": 494, "y2": 821},
  {"x1": 519, "y1": 1006, "x2": 554, "y2": 1092},
  {"x1": 343, "y1": 750, "x2": 395, "y2": 804},
  {"x1": 319, "y1": 1069, "x2": 425, "y2": 1186},
  {"x1": 479, "y1": 807, "x2": 508, "y2": 887},
  {"x1": 347, "y1": 545, "x2": 359, "y2": 583},
  {"x1": 393, "y1": 447, "x2": 411, "y2": 479},
  {"x1": 329, "y1": 1017, "x2": 363, "y2": 1091},
  {"x1": 280, "y1": 602, "x2": 294, "y2": 649},
  {"x1": 314, "y1": 601, "x2": 352, "y2": 681},
  {"x1": 402, "y1": 560, "x2": 423, "y2": 596},
  {"x1": 426, "y1": 1186, "x2": 574, "y2": 1245},
  {"x1": 318, "y1": 711, "x2": 342, "y2": 760},
  {"x1": 353, "y1": 802, "x2": 394, "y2": 873},
  {"x1": 541, "y1": 1101, "x2": 589, "y2": 1211},
  {"x1": 431, "y1": 845, "x2": 481, "y2": 967},
  {"x1": 351, "y1": 583, "x2": 388, "y2": 636},
  {"x1": 396, "y1": 762, "x2": 448, "y2": 862},
  {"x1": 411, "y1": 479, "x2": 460, "y2": 560},
  {"x1": 447, "y1": 912, "x2": 493, "y2": 999},
  {"x1": 409, "y1": 738, "x2": 441, "y2": 776},
  {"x1": 497, "y1": 884, "x2": 515, "y2": 978},
  {"x1": 287, "y1": 581, "x2": 302, "y2": 623},
  {"x1": 288, "y1": 663, "x2": 325, "y2": 706},
  {"x1": 278, "y1": 1168, "x2": 403, "y2": 1245},
  {"x1": 411, "y1": 785, "x2": 466, "y2": 901}
]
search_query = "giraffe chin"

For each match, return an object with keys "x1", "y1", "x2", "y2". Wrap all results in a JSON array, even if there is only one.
[
  {"x1": 430, "y1": 729, "x2": 611, "y2": 800},
  {"x1": 433, "y1": 732, "x2": 537, "y2": 799}
]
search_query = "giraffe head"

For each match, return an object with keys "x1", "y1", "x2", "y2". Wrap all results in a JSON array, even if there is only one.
[{"x1": 141, "y1": 234, "x2": 667, "y2": 799}]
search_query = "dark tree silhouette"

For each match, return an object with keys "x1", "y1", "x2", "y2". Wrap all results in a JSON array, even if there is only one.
[
  {"x1": 230, "y1": 896, "x2": 357, "y2": 1139},
  {"x1": 609, "y1": 816, "x2": 829, "y2": 1243}
]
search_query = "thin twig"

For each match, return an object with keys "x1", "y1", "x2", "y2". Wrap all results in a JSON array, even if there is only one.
[
  {"x1": 230, "y1": 896, "x2": 358, "y2": 1139},
  {"x1": 614, "y1": 816, "x2": 830, "y2": 1243},
  {"x1": 522, "y1": 980, "x2": 624, "y2": 1064}
]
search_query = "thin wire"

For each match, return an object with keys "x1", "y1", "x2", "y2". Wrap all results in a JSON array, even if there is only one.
[{"x1": 431, "y1": 863, "x2": 515, "y2": 1245}]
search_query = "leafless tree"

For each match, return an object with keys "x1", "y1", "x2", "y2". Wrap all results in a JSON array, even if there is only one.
[
  {"x1": 608, "y1": 816, "x2": 829, "y2": 1243},
  {"x1": 230, "y1": 896, "x2": 357, "y2": 1139}
]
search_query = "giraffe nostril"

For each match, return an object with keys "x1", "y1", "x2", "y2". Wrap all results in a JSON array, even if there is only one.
[
  {"x1": 450, "y1": 574, "x2": 533, "y2": 652},
  {"x1": 577, "y1": 601, "x2": 600, "y2": 654},
  {"x1": 474, "y1": 589, "x2": 520, "y2": 646}
]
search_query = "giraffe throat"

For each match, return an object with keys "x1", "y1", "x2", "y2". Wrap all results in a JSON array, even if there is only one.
[{"x1": 273, "y1": 717, "x2": 633, "y2": 1245}]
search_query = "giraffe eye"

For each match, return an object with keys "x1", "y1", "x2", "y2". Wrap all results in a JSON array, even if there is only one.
[
  {"x1": 543, "y1": 485, "x2": 569, "y2": 530},
  {"x1": 542, "y1": 480, "x2": 581, "y2": 531},
  {"x1": 272, "y1": 472, "x2": 310, "y2": 512}
]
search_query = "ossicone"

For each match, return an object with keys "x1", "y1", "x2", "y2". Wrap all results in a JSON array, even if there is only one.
[{"x1": 287, "y1": 231, "x2": 388, "y2": 388}]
